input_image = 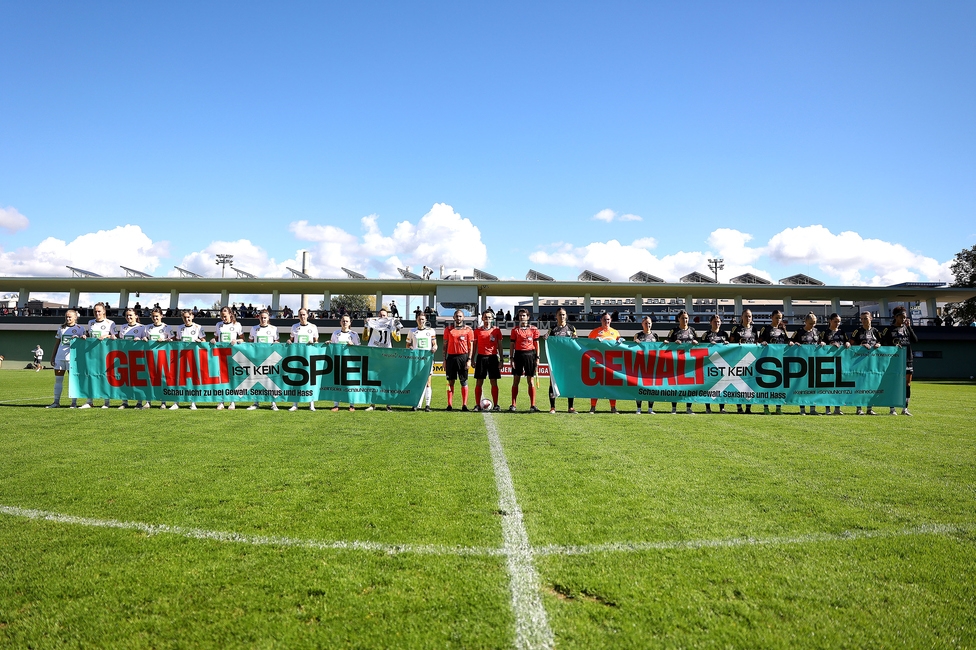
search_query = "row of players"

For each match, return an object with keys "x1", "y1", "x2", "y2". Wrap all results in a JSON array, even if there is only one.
[{"x1": 47, "y1": 303, "x2": 917, "y2": 416}]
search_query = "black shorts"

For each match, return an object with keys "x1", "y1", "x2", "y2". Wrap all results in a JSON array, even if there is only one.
[
  {"x1": 474, "y1": 354, "x2": 501, "y2": 380},
  {"x1": 513, "y1": 350, "x2": 537, "y2": 378},
  {"x1": 445, "y1": 353, "x2": 469, "y2": 382}
]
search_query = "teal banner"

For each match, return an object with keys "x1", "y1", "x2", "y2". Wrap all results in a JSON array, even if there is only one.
[
  {"x1": 69, "y1": 340, "x2": 434, "y2": 406},
  {"x1": 546, "y1": 337, "x2": 906, "y2": 407}
]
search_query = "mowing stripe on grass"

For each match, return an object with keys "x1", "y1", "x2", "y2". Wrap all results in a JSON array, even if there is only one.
[
  {"x1": 533, "y1": 522, "x2": 976, "y2": 556},
  {"x1": 0, "y1": 505, "x2": 503, "y2": 557},
  {"x1": 482, "y1": 412, "x2": 555, "y2": 650}
]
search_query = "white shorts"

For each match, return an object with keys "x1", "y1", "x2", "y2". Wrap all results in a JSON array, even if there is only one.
[{"x1": 53, "y1": 358, "x2": 69, "y2": 372}]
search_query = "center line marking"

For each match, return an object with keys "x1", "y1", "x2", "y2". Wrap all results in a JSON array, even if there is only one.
[{"x1": 483, "y1": 412, "x2": 554, "y2": 650}]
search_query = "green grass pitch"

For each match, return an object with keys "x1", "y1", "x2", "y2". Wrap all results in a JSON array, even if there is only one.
[{"x1": 1, "y1": 369, "x2": 975, "y2": 648}]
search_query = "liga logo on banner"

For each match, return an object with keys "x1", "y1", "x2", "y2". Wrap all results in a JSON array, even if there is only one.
[
  {"x1": 546, "y1": 337, "x2": 906, "y2": 407},
  {"x1": 430, "y1": 361, "x2": 551, "y2": 377},
  {"x1": 69, "y1": 340, "x2": 434, "y2": 405}
]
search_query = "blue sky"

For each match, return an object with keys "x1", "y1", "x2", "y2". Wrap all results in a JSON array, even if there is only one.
[{"x1": 1, "y1": 2, "x2": 974, "y2": 308}]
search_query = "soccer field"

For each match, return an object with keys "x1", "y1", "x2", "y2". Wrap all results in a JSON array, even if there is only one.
[{"x1": 1, "y1": 371, "x2": 975, "y2": 649}]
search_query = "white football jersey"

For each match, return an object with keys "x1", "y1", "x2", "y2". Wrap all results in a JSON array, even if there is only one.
[
  {"x1": 145, "y1": 323, "x2": 173, "y2": 342},
  {"x1": 408, "y1": 327, "x2": 437, "y2": 351},
  {"x1": 214, "y1": 321, "x2": 243, "y2": 344},
  {"x1": 250, "y1": 324, "x2": 279, "y2": 344},
  {"x1": 54, "y1": 324, "x2": 87, "y2": 364},
  {"x1": 365, "y1": 316, "x2": 402, "y2": 348},
  {"x1": 176, "y1": 323, "x2": 206, "y2": 342},
  {"x1": 330, "y1": 329, "x2": 361, "y2": 345},
  {"x1": 87, "y1": 319, "x2": 115, "y2": 340},
  {"x1": 116, "y1": 323, "x2": 147, "y2": 340},
  {"x1": 290, "y1": 323, "x2": 319, "y2": 344}
]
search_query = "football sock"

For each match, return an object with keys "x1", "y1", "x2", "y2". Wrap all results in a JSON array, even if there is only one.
[
  {"x1": 567, "y1": 397, "x2": 574, "y2": 409},
  {"x1": 549, "y1": 384, "x2": 556, "y2": 409},
  {"x1": 446, "y1": 385, "x2": 453, "y2": 407},
  {"x1": 590, "y1": 399, "x2": 598, "y2": 409},
  {"x1": 609, "y1": 400, "x2": 617, "y2": 409},
  {"x1": 461, "y1": 386, "x2": 469, "y2": 406},
  {"x1": 528, "y1": 383, "x2": 536, "y2": 407},
  {"x1": 53, "y1": 375, "x2": 64, "y2": 403},
  {"x1": 906, "y1": 385, "x2": 911, "y2": 407},
  {"x1": 475, "y1": 385, "x2": 483, "y2": 405},
  {"x1": 491, "y1": 385, "x2": 499, "y2": 405},
  {"x1": 425, "y1": 386, "x2": 432, "y2": 406},
  {"x1": 511, "y1": 385, "x2": 518, "y2": 407}
]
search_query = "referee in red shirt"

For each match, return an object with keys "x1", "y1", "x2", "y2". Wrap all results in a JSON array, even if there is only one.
[
  {"x1": 509, "y1": 309, "x2": 541, "y2": 412},
  {"x1": 443, "y1": 309, "x2": 474, "y2": 411}
]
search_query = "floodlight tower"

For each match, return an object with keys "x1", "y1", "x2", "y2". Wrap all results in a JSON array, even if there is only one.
[
  {"x1": 216, "y1": 254, "x2": 234, "y2": 277},
  {"x1": 707, "y1": 258, "x2": 724, "y2": 283}
]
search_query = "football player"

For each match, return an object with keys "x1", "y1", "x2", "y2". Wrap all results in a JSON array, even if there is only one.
[
  {"x1": 79, "y1": 302, "x2": 115, "y2": 409},
  {"x1": 881, "y1": 306, "x2": 918, "y2": 416},
  {"x1": 849, "y1": 311, "x2": 882, "y2": 415},
  {"x1": 633, "y1": 315, "x2": 657, "y2": 414},
  {"x1": 666, "y1": 310, "x2": 698, "y2": 414},
  {"x1": 443, "y1": 309, "x2": 474, "y2": 411},
  {"x1": 509, "y1": 309, "x2": 541, "y2": 412},
  {"x1": 588, "y1": 313, "x2": 621, "y2": 413},
  {"x1": 407, "y1": 311, "x2": 438, "y2": 411},
  {"x1": 471, "y1": 311, "x2": 502, "y2": 412},
  {"x1": 330, "y1": 314, "x2": 361, "y2": 411},
  {"x1": 47, "y1": 309, "x2": 86, "y2": 408},
  {"x1": 547, "y1": 308, "x2": 577, "y2": 414},
  {"x1": 288, "y1": 308, "x2": 319, "y2": 411},
  {"x1": 248, "y1": 309, "x2": 280, "y2": 410}
]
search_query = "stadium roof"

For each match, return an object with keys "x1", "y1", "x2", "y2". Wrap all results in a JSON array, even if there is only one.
[
  {"x1": 287, "y1": 267, "x2": 312, "y2": 279},
  {"x1": 887, "y1": 281, "x2": 947, "y2": 288},
  {"x1": 341, "y1": 267, "x2": 366, "y2": 279},
  {"x1": 629, "y1": 271, "x2": 665, "y2": 283},
  {"x1": 174, "y1": 266, "x2": 202, "y2": 278},
  {"x1": 233, "y1": 268, "x2": 257, "y2": 279},
  {"x1": 578, "y1": 270, "x2": 610, "y2": 282},
  {"x1": 525, "y1": 269, "x2": 554, "y2": 282},
  {"x1": 680, "y1": 271, "x2": 717, "y2": 284},
  {"x1": 473, "y1": 268, "x2": 499, "y2": 281},
  {"x1": 3, "y1": 276, "x2": 974, "y2": 305},
  {"x1": 730, "y1": 273, "x2": 772, "y2": 285},
  {"x1": 779, "y1": 273, "x2": 824, "y2": 286}
]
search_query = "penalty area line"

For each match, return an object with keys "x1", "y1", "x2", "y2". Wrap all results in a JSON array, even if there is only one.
[
  {"x1": 483, "y1": 412, "x2": 555, "y2": 650},
  {"x1": 0, "y1": 505, "x2": 503, "y2": 557}
]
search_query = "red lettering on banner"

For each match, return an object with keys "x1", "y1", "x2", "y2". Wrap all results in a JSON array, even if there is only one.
[
  {"x1": 127, "y1": 350, "x2": 148, "y2": 387},
  {"x1": 146, "y1": 350, "x2": 178, "y2": 386},
  {"x1": 654, "y1": 351, "x2": 675, "y2": 385},
  {"x1": 603, "y1": 350, "x2": 623, "y2": 386},
  {"x1": 676, "y1": 352, "x2": 693, "y2": 385},
  {"x1": 106, "y1": 351, "x2": 127, "y2": 387},
  {"x1": 212, "y1": 347, "x2": 233, "y2": 382},
  {"x1": 178, "y1": 349, "x2": 201, "y2": 386},
  {"x1": 581, "y1": 350, "x2": 603, "y2": 386},
  {"x1": 198, "y1": 349, "x2": 221, "y2": 385},
  {"x1": 625, "y1": 350, "x2": 656, "y2": 386},
  {"x1": 689, "y1": 348, "x2": 708, "y2": 383}
]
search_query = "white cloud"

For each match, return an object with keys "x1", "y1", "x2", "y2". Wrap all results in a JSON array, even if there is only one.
[
  {"x1": 591, "y1": 209, "x2": 643, "y2": 223},
  {"x1": 0, "y1": 225, "x2": 168, "y2": 277},
  {"x1": 292, "y1": 203, "x2": 488, "y2": 278},
  {"x1": 0, "y1": 206, "x2": 29, "y2": 233},
  {"x1": 530, "y1": 240, "x2": 710, "y2": 282},
  {"x1": 707, "y1": 228, "x2": 763, "y2": 265},
  {"x1": 531, "y1": 224, "x2": 952, "y2": 287},
  {"x1": 765, "y1": 225, "x2": 952, "y2": 285},
  {"x1": 632, "y1": 237, "x2": 657, "y2": 250}
]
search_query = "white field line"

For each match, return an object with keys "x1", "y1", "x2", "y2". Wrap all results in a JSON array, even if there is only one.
[
  {"x1": 482, "y1": 412, "x2": 555, "y2": 650},
  {"x1": 534, "y1": 522, "x2": 976, "y2": 556},
  {"x1": 0, "y1": 505, "x2": 502, "y2": 557},
  {"x1": 2, "y1": 505, "x2": 971, "y2": 562},
  {"x1": 0, "y1": 396, "x2": 51, "y2": 404}
]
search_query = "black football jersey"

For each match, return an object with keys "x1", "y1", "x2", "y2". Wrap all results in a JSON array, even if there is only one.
[
  {"x1": 700, "y1": 329, "x2": 729, "y2": 344},
  {"x1": 667, "y1": 327, "x2": 697, "y2": 343},
  {"x1": 634, "y1": 331, "x2": 658, "y2": 343},
  {"x1": 821, "y1": 328, "x2": 847, "y2": 347},
  {"x1": 548, "y1": 324, "x2": 577, "y2": 338},
  {"x1": 850, "y1": 326, "x2": 882, "y2": 347},
  {"x1": 793, "y1": 327, "x2": 821, "y2": 345},
  {"x1": 729, "y1": 324, "x2": 757, "y2": 344},
  {"x1": 760, "y1": 324, "x2": 790, "y2": 345},
  {"x1": 881, "y1": 324, "x2": 918, "y2": 356}
]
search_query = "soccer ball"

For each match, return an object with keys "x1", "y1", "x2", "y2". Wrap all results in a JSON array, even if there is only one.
[{"x1": 480, "y1": 398, "x2": 493, "y2": 411}]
